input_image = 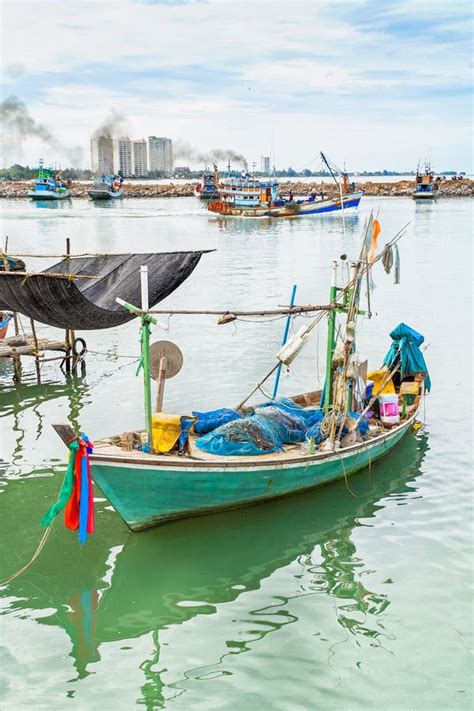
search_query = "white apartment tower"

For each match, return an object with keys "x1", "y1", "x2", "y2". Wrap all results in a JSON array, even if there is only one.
[
  {"x1": 132, "y1": 139, "x2": 148, "y2": 177},
  {"x1": 90, "y1": 136, "x2": 115, "y2": 175},
  {"x1": 149, "y1": 136, "x2": 173, "y2": 174},
  {"x1": 260, "y1": 155, "x2": 270, "y2": 174},
  {"x1": 117, "y1": 137, "x2": 133, "y2": 177}
]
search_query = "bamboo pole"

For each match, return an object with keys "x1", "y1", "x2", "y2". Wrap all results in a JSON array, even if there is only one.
[
  {"x1": 148, "y1": 304, "x2": 333, "y2": 317},
  {"x1": 0, "y1": 340, "x2": 66, "y2": 357}
]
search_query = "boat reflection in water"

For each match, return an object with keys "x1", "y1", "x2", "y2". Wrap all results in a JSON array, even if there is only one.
[
  {"x1": 33, "y1": 198, "x2": 72, "y2": 210},
  {"x1": 3, "y1": 431, "x2": 428, "y2": 703},
  {"x1": 212, "y1": 211, "x2": 360, "y2": 236}
]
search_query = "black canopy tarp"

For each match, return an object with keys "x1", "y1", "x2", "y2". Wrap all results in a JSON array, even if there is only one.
[{"x1": 0, "y1": 251, "x2": 209, "y2": 330}]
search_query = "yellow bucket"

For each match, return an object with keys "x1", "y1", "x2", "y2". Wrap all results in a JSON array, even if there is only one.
[{"x1": 152, "y1": 413, "x2": 181, "y2": 453}]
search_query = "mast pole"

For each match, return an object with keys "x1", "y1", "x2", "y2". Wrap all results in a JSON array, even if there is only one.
[
  {"x1": 323, "y1": 260, "x2": 338, "y2": 412},
  {"x1": 140, "y1": 266, "x2": 153, "y2": 448},
  {"x1": 320, "y1": 152, "x2": 339, "y2": 187}
]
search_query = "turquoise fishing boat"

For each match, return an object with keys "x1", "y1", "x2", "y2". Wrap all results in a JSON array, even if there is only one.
[
  {"x1": 52, "y1": 217, "x2": 428, "y2": 532},
  {"x1": 28, "y1": 160, "x2": 71, "y2": 200}
]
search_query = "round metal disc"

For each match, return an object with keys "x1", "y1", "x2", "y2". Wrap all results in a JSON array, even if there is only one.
[{"x1": 149, "y1": 340, "x2": 183, "y2": 380}]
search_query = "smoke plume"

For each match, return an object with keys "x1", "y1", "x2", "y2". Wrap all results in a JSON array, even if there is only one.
[
  {"x1": 0, "y1": 95, "x2": 84, "y2": 166},
  {"x1": 174, "y1": 140, "x2": 248, "y2": 171},
  {"x1": 92, "y1": 109, "x2": 129, "y2": 139}
]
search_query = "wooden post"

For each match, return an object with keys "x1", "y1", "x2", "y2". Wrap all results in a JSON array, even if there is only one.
[
  {"x1": 12, "y1": 349, "x2": 22, "y2": 382},
  {"x1": 155, "y1": 356, "x2": 167, "y2": 412},
  {"x1": 65, "y1": 238, "x2": 71, "y2": 372},
  {"x1": 29, "y1": 317, "x2": 41, "y2": 382}
]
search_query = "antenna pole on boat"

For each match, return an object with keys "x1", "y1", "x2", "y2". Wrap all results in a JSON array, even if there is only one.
[
  {"x1": 272, "y1": 284, "x2": 297, "y2": 399},
  {"x1": 323, "y1": 261, "x2": 338, "y2": 412}
]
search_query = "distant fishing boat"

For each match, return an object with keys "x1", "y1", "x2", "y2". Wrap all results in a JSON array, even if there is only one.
[
  {"x1": 51, "y1": 218, "x2": 429, "y2": 532},
  {"x1": 88, "y1": 175, "x2": 124, "y2": 200},
  {"x1": 208, "y1": 153, "x2": 363, "y2": 218},
  {"x1": 194, "y1": 170, "x2": 218, "y2": 200},
  {"x1": 413, "y1": 161, "x2": 438, "y2": 200},
  {"x1": 28, "y1": 160, "x2": 71, "y2": 200}
]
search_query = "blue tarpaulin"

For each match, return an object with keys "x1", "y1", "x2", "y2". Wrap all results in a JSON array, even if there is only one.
[{"x1": 383, "y1": 323, "x2": 431, "y2": 391}]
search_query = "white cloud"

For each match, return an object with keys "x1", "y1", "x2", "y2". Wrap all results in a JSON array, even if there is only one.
[{"x1": 1, "y1": 0, "x2": 471, "y2": 170}]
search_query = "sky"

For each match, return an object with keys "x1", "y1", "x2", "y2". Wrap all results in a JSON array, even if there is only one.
[{"x1": 0, "y1": 0, "x2": 472, "y2": 171}]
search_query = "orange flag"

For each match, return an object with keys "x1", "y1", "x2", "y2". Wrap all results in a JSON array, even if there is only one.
[{"x1": 368, "y1": 219, "x2": 381, "y2": 262}]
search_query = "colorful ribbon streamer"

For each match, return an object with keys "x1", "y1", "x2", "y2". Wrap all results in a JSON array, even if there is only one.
[{"x1": 41, "y1": 434, "x2": 95, "y2": 543}]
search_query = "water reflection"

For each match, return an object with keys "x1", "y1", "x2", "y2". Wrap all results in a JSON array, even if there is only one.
[
  {"x1": 91, "y1": 200, "x2": 125, "y2": 210},
  {"x1": 211, "y1": 211, "x2": 360, "y2": 236},
  {"x1": 2, "y1": 431, "x2": 428, "y2": 705},
  {"x1": 33, "y1": 199, "x2": 73, "y2": 210},
  {"x1": 0, "y1": 373, "x2": 89, "y2": 467}
]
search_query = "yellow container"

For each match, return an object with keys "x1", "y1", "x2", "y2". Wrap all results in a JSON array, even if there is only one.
[{"x1": 152, "y1": 413, "x2": 181, "y2": 453}]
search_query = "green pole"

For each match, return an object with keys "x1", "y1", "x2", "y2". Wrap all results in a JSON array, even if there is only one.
[
  {"x1": 116, "y1": 265, "x2": 159, "y2": 450},
  {"x1": 324, "y1": 261, "x2": 338, "y2": 413},
  {"x1": 141, "y1": 315, "x2": 153, "y2": 448}
]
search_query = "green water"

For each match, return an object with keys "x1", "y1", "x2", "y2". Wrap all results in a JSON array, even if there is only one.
[{"x1": 0, "y1": 197, "x2": 472, "y2": 709}]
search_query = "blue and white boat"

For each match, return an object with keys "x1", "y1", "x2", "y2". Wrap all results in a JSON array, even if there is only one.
[
  {"x1": 28, "y1": 160, "x2": 71, "y2": 200},
  {"x1": 88, "y1": 175, "x2": 123, "y2": 200},
  {"x1": 208, "y1": 154, "x2": 362, "y2": 218},
  {"x1": 194, "y1": 170, "x2": 218, "y2": 200},
  {"x1": 413, "y1": 161, "x2": 438, "y2": 200}
]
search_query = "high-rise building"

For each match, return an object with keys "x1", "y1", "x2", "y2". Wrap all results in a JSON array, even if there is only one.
[
  {"x1": 260, "y1": 155, "x2": 270, "y2": 174},
  {"x1": 132, "y1": 139, "x2": 148, "y2": 177},
  {"x1": 117, "y1": 137, "x2": 133, "y2": 177},
  {"x1": 148, "y1": 136, "x2": 173, "y2": 174},
  {"x1": 90, "y1": 136, "x2": 115, "y2": 175}
]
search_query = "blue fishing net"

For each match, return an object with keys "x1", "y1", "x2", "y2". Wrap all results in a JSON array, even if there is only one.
[
  {"x1": 254, "y1": 406, "x2": 307, "y2": 443},
  {"x1": 195, "y1": 416, "x2": 281, "y2": 456},
  {"x1": 258, "y1": 398, "x2": 324, "y2": 427},
  {"x1": 192, "y1": 408, "x2": 242, "y2": 435}
]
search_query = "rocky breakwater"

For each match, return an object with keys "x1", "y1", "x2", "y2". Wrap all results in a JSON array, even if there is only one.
[
  {"x1": 0, "y1": 179, "x2": 472, "y2": 199},
  {"x1": 279, "y1": 179, "x2": 474, "y2": 198}
]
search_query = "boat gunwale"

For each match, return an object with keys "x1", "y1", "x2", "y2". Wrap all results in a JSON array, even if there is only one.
[{"x1": 90, "y1": 405, "x2": 420, "y2": 471}]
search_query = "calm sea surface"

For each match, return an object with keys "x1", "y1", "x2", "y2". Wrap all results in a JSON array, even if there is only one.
[{"x1": 0, "y1": 196, "x2": 472, "y2": 710}]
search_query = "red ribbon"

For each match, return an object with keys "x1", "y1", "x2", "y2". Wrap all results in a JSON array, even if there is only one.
[{"x1": 64, "y1": 436, "x2": 95, "y2": 535}]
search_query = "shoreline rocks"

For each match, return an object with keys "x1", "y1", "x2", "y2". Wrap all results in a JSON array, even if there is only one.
[{"x1": 0, "y1": 179, "x2": 472, "y2": 199}]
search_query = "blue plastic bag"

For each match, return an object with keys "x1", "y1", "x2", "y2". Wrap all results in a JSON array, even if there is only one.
[{"x1": 192, "y1": 408, "x2": 242, "y2": 435}]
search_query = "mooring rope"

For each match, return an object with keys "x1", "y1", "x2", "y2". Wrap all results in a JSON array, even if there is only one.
[{"x1": 0, "y1": 522, "x2": 54, "y2": 586}]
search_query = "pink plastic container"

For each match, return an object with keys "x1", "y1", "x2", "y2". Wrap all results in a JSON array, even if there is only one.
[{"x1": 379, "y1": 394, "x2": 400, "y2": 425}]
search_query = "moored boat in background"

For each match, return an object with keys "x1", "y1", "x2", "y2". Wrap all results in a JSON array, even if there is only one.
[
  {"x1": 413, "y1": 160, "x2": 438, "y2": 199},
  {"x1": 28, "y1": 160, "x2": 71, "y2": 200},
  {"x1": 88, "y1": 174, "x2": 124, "y2": 200}
]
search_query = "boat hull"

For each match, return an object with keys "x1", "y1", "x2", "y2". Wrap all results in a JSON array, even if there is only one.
[
  {"x1": 88, "y1": 189, "x2": 123, "y2": 200},
  {"x1": 28, "y1": 190, "x2": 71, "y2": 200},
  {"x1": 208, "y1": 191, "x2": 363, "y2": 218},
  {"x1": 90, "y1": 413, "x2": 415, "y2": 531},
  {"x1": 413, "y1": 191, "x2": 437, "y2": 200}
]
